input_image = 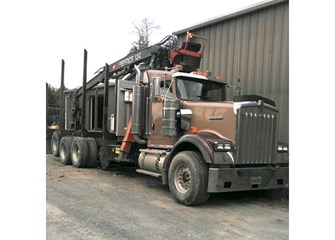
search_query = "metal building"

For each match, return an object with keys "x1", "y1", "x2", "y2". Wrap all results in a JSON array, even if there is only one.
[{"x1": 173, "y1": 0, "x2": 289, "y2": 143}]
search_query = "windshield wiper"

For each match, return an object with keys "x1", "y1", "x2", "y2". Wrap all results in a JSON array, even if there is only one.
[{"x1": 197, "y1": 95, "x2": 214, "y2": 101}]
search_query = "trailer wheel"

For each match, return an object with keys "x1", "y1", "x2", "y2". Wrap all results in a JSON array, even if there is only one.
[
  {"x1": 85, "y1": 138, "x2": 98, "y2": 168},
  {"x1": 59, "y1": 136, "x2": 74, "y2": 165},
  {"x1": 71, "y1": 137, "x2": 88, "y2": 168},
  {"x1": 168, "y1": 151, "x2": 210, "y2": 206},
  {"x1": 51, "y1": 130, "x2": 61, "y2": 157}
]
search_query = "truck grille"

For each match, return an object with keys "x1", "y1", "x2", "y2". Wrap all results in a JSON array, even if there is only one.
[{"x1": 236, "y1": 103, "x2": 278, "y2": 164}]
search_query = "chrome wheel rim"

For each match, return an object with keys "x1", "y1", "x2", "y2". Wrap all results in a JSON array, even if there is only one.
[
  {"x1": 59, "y1": 142, "x2": 65, "y2": 159},
  {"x1": 71, "y1": 144, "x2": 79, "y2": 165},
  {"x1": 52, "y1": 140, "x2": 58, "y2": 153},
  {"x1": 174, "y1": 164, "x2": 192, "y2": 193}
]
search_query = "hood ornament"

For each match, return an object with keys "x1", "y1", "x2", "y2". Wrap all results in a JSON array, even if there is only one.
[{"x1": 258, "y1": 100, "x2": 264, "y2": 113}]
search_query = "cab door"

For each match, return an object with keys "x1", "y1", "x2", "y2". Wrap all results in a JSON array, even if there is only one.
[{"x1": 147, "y1": 78, "x2": 179, "y2": 149}]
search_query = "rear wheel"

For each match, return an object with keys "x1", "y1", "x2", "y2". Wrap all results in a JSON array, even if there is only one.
[
  {"x1": 71, "y1": 137, "x2": 88, "y2": 168},
  {"x1": 85, "y1": 138, "x2": 98, "y2": 168},
  {"x1": 168, "y1": 151, "x2": 210, "y2": 206},
  {"x1": 51, "y1": 130, "x2": 61, "y2": 157},
  {"x1": 59, "y1": 136, "x2": 74, "y2": 165}
]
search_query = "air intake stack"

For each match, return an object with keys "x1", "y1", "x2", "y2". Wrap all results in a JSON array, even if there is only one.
[{"x1": 131, "y1": 65, "x2": 148, "y2": 144}]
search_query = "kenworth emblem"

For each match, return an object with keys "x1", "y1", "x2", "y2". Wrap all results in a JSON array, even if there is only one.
[{"x1": 209, "y1": 116, "x2": 224, "y2": 120}]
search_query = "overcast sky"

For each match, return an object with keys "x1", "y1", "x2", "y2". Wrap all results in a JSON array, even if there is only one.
[{"x1": 0, "y1": 0, "x2": 267, "y2": 89}]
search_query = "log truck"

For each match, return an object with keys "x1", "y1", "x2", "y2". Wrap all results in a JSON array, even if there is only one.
[{"x1": 51, "y1": 32, "x2": 289, "y2": 205}]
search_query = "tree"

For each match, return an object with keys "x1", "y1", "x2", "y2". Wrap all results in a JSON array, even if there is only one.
[
  {"x1": 46, "y1": 83, "x2": 60, "y2": 106},
  {"x1": 46, "y1": 83, "x2": 61, "y2": 127},
  {"x1": 130, "y1": 18, "x2": 160, "y2": 52}
]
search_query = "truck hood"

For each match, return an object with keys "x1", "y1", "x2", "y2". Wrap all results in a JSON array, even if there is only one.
[{"x1": 181, "y1": 101, "x2": 236, "y2": 142}]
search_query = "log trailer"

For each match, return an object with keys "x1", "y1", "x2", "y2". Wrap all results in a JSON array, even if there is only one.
[{"x1": 51, "y1": 32, "x2": 289, "y2": 205}]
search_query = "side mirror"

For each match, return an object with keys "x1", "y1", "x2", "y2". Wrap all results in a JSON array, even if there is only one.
[
  {"x1": 152, "y1": 77, "x2": 161, "y2": 97},
  {"x1": 179, "y1": 109, "x2": 192, "y2": 130}
]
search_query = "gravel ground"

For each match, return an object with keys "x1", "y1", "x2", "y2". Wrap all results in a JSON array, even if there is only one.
[{"x1": 46, "y1": 150, "x2": 289, "y2": 240}]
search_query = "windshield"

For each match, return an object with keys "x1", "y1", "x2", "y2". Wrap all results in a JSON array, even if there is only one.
[{"x1": 176, "y1": 77, "x2": 226, "y2": 101}]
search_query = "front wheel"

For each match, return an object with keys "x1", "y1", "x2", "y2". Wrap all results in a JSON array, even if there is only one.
[{"x1": 168, "y1": 151, "x2": 210, "y2": 206}]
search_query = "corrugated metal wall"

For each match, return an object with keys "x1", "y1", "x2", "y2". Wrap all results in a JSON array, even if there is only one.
[{"x1": 174, "y1": 0, "x2": 289, "y2": 143}]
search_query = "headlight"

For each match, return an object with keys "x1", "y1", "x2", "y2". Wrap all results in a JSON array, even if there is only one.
[
  {"x1": 213, "y1": 140, "x2": 232, "y2": 152},
  {"x1": 278, "y1": 144, "x2": 289, "y2": 153}
]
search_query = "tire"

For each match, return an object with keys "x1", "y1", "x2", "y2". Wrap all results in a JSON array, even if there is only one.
[
  {"x1": 85, "y1": 138, "x2": 98, "y2": 168},
  {"x1": 51, "y1": 130, "x2": 61, "y2": 157},
  {"x1": 59, "y1": 136, "x2": 74, "y2": 165},
  {"x1": 71, "y1": 137, "x2": 88, "y2": 168},
  {"x1": 168, "y1": 151, "x2": 210, "y2": 206}
]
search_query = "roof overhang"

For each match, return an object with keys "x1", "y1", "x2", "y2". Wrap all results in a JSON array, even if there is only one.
[{"x1": 173, "y1": 0, "x2": 288, "y2": 35}]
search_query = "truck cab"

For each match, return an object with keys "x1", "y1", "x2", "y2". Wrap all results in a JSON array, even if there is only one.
[{"x1": 132, "y1": 69, "x2": 289, "y2": 205}]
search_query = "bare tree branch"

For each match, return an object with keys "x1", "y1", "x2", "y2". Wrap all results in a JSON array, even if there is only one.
[{"x1": 130, "y1": 18, "x2": 160, "y2": 52}]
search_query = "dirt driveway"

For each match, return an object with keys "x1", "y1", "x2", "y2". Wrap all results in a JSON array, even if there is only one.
[{"x1": 46, "y1": 154, "x2": 288, "y2": 240}]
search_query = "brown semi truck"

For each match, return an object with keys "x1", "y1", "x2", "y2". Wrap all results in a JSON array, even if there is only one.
[{"x1": 51, "y1": 33, "x2": 289, "y2": 205}]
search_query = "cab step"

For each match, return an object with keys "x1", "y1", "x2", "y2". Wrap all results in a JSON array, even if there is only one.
[{"x1": 136, "y1": 169, "x2": 162, "y2": 178}]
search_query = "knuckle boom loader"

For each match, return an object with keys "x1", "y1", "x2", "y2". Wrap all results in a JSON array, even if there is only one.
[{"x1": 51, "y1": 32, "x2": 289, "y2": 205}]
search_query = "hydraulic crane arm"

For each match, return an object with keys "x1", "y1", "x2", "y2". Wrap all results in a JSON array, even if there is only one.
[
  {"x1": 74, "y1": 35, "x2": 177, "y2": 98},
  {"x1": 73, "y1": 33, "x2": 207, "y2": 98}
]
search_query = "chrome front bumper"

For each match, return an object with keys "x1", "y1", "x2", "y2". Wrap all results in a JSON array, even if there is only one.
[{"x1": 207, "y1": 166, "x2": 289, "y2": 193}]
